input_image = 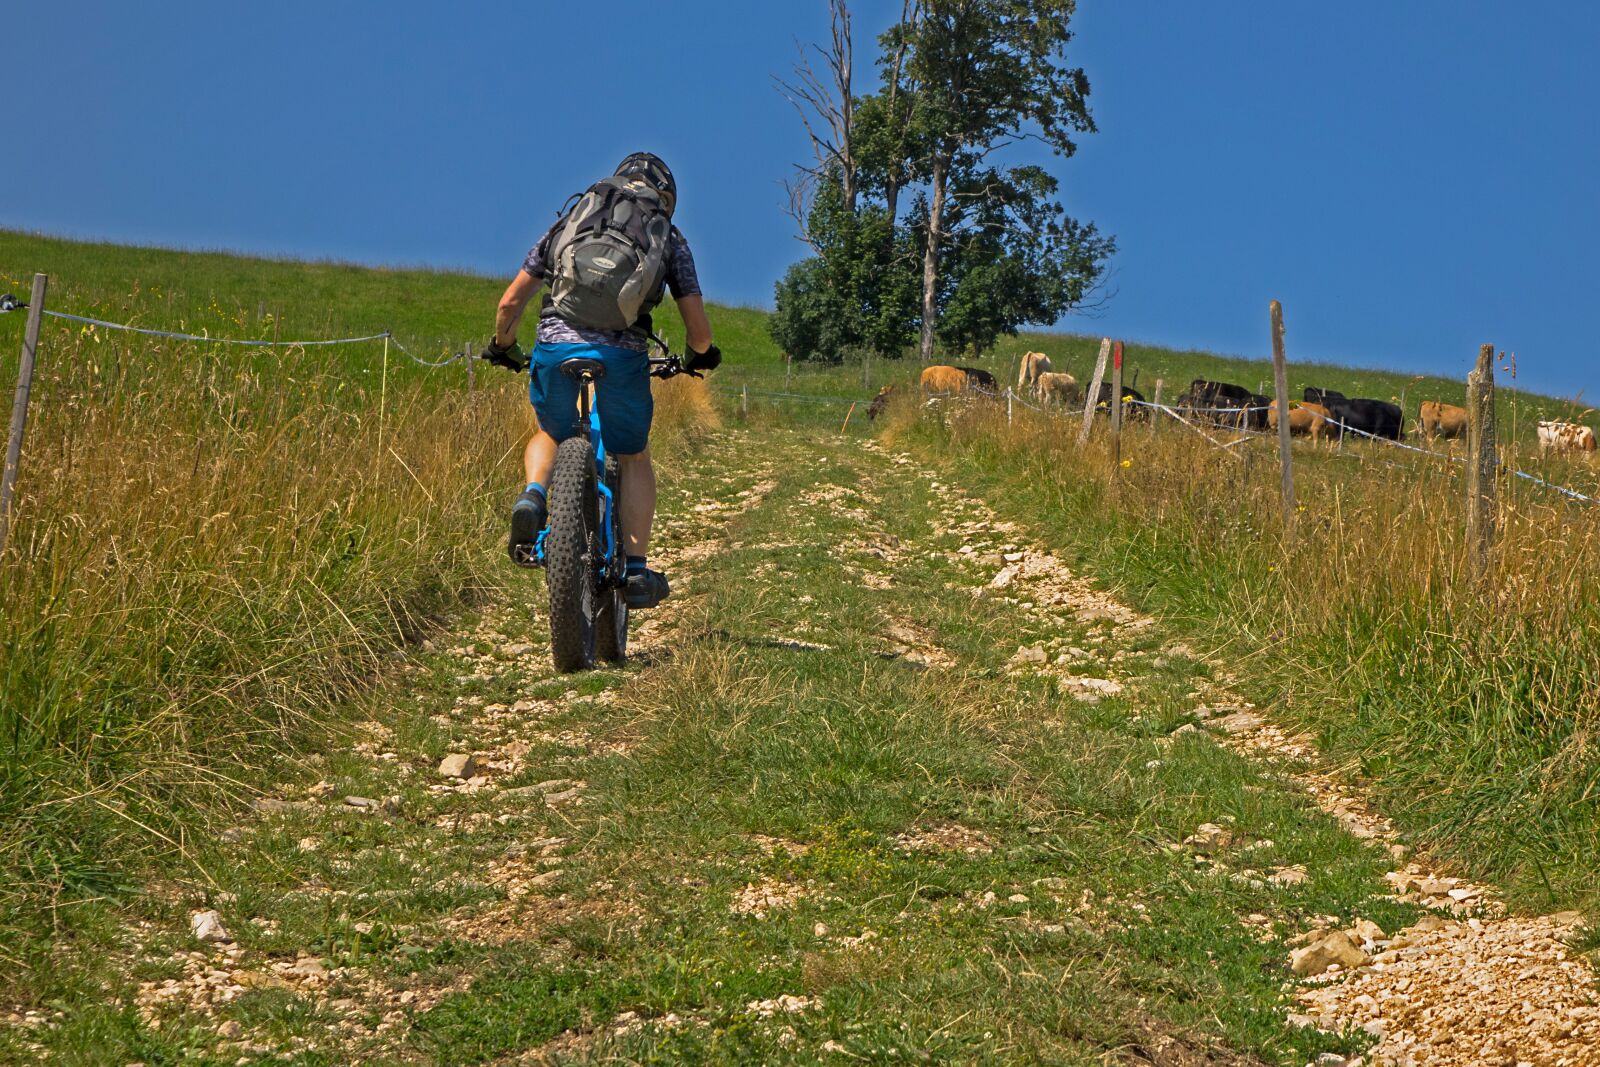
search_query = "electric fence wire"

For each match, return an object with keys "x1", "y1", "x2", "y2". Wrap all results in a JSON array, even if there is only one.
[{"x1": 1, "y1": 303, "x2": 467, "y2": 369}]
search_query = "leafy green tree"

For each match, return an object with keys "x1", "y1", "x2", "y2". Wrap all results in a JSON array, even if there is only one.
[
  {"x1": 934, "y1": 165, "x2": 1114, "y2": 355},
  {"x1": 774, "y1": 0, "x2": 1110, "y2": 362},
  {"x1": 903, "y1": 0, "x2": 1101, "y2": 361}
]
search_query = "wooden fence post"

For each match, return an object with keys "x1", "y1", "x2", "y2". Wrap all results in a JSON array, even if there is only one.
[
  {"x1": 741, "y1": 383, "x2": 749, "y2": 419},
  {"x1": 1077, "y1": 337, "x2": 1111, "y2": 446},
  {"x1": 0, "y1": 273, "x2": 48, "y2": 558},
  {"x1": 785, "y1": 353, "x2": 792, "y2": 392},
  {"x1": 1465, "y1": 343, "x2": 1497, "y2": 582},
  {"x1": 1110, "y1": 340, "x2": 1125, "y2": 468},
  {"x1": 1007, "y1": 387, "x2": 1013, "y2": 427},
  {"x1": 1153, "y1": 378, "x2": 1164, "y2": 414},
  {"x1": 1270, "y1": 300, "x2": 1296, "y2": 539}
]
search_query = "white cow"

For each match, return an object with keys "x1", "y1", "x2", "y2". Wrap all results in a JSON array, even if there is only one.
[
  {"x1": 1018, "y1": 351, "x2": 1052, "y2": 389},
  {"x1": 1537, "y1": 420, "x2": 1597, "y2": 455}
]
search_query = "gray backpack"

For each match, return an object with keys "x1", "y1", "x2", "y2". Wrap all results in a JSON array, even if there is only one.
[{"x1": 542, "y1": 176, "x2": 674, "y2": 333}]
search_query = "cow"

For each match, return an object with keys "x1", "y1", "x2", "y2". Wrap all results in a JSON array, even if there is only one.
[
  {"x1": 1180, "y1": 379, "x2": 1265, "y2": 429},
  {"x1": 1034, "y1": 371, "x2": 1080, "y2": 406},
  {"x1": 866, "y1": 384, "x2": 896, "y2": 421},
  {"x1": 1419, "y1": 400, "x2": 1468, "y2": 440},
  {"x1": 957, "y1": 366, "x2": 998, "y2": 394},
  {"x1": 920, "y1": 364, "x2": 969, "y2": 396},
  {"x1": 1324, "y1": 398, "x2": 1403, "y2": 441},
  {"x1": 1268, "y1": 399, "x2": 1332, "y2": 440},
  {"x1": 1018, "y1": 351, "x2": 1052, "y2": 389},
  {"x1": 1094, "y1": 383, "x2": 1148, "y2": 421},
  {"x1": 1304, "y1": 387, "x2": 1349, "y2": 406},
  {"x1": 1537, "y1": 420, "x2": 1598, "y2": 455}
]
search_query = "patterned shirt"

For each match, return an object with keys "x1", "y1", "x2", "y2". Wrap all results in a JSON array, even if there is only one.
[{"x1": 521, "y1": 222, "x2": 701, "y2": 352}]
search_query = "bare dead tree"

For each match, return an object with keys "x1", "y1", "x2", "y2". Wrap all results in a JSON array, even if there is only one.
[{"x1": 775, "y1": 0, "x2": 857, "y2": 229}]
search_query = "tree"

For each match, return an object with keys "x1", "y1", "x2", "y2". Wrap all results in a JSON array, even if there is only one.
[
  {"x1": 772, "y1": 0, "x2": 1110, "y2": 363},
  {"x1": 776, "y1": 0, "x2": 859, "y2": 230},
  {"x1": 904, "y1": 0, "x2": 1099, "y2": 361},
  {"x1": 934, "y1": 165, "x2": 1114, "y2": 355}
]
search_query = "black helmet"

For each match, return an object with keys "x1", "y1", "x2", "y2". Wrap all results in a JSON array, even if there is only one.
[{"x1": 615, "y1": 152, "x2": 676, "y2": 213}]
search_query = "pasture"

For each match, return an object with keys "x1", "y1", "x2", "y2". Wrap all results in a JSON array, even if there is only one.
[{"x1": 3, "y1": 232, "x2": 1598, "y2": 1062}]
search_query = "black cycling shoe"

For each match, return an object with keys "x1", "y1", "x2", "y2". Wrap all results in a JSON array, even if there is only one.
[
  {"x1": 508, "y1": 488, "x2": 547, "y2": 567},
  {"x1": 623, "y1": 569, "x2": 670, "y2": 609}
]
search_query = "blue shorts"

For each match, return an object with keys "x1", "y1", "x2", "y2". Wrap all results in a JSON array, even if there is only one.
[{"x1": 529, "y1": 342, "x2": 654, "y2": 455}]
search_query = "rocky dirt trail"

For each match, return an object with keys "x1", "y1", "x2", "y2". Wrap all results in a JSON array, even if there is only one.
[
  {"x1": 10, "y1": 427, "x2": 1596, "y2": 1066},
  {"x1": 865, "y1": 438, "x2": 1600, "y2": 1067}
]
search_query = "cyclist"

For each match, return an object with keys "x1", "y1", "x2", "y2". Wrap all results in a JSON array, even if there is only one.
[{"x1": 482, "y1": 153, "x2": 720, "y2": 609}]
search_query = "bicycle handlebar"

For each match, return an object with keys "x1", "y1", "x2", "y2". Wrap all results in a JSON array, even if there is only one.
[{"x1": 648, "y1": 354, "x2": 702, "y2": 380}]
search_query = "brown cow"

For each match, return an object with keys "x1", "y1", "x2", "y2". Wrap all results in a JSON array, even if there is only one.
[
  {"x1": 866, "y1": 384, "x2": 896, "y2": 420},
  {"x1": 1419, "y1": 400, "x2": 1468, "y2": 440},
  {"x1": 920, "y1": 365, "x2": 968, "y2": 396},
  {"x1": 1267, "y1": 400, "x2": 1332, "y2": 440},
  {"x1": 1018, "y1": 351, "x2": 1052, "y2": 389},
  {"x1": 1034, "y1": 371, "x2": 1080, "y2": 406}
]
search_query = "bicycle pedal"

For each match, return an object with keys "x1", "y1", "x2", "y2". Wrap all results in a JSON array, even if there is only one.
[{"x1": 510, "y1": 543, "x2": 542, "y2": 569}]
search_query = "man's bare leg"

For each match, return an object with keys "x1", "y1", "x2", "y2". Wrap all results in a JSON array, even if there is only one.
[
  {"x1": 524, "y1": 430, "x2": 559, "y2": 488},
  {"x1": 616, "y1": 448, "x2": 655, "y2": 557}
]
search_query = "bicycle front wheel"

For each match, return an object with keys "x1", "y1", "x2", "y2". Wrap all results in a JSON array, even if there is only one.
[{"x1": 546, "y1": 437, "x2": 601, "y2": 672}]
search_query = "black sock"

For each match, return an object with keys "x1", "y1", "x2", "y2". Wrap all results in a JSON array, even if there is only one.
[{"x1": 626, "y1": 556, "x2": 647, "y2": 576}]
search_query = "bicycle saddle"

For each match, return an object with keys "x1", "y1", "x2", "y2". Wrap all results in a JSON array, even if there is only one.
[{"x1": 559, "y1": 358, "x2": 608, "y2": 381}]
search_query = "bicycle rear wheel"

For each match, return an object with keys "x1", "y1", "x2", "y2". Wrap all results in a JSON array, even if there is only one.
[
  {"x1": 546, "y1": 437, "x2": 601, "y2": 672},
  {"x1": 594, "y1": 454, "x2": 628, "y2": 665}
]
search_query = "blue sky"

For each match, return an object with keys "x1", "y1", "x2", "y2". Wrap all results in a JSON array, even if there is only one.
[{"x1": 7, "y1": 2, "x2": 1597, "y2": 397}]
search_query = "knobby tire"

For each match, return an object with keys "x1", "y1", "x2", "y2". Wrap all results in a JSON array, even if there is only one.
[{"x1": 546, "y1": 437, "x2": 600, "y2": 672}]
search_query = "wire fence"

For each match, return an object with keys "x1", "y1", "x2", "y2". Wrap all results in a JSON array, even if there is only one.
[
  {"x1": 3, "y1": 301, "x2": 466, "y2": 368},
  {"x1": 9, "y1": 289, "x2": 1596, "y2": 508}
]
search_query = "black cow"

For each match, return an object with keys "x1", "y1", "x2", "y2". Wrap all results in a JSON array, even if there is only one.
[
  {"x1": 1180, "y1": 379, "x2": 1267, "y2": 429},
  {"x1": 1320, "y1": 397, "x2": 1403, "y2": 441},
  {"x1": 1303, "y1": 387, "x2": 1403, "y2": 439},
  {"x1": 956, "y1": 366, "x2": 998, "y2": 394},
  {"x1": 1094, "y1": 382, "x2": 1148, "y2": 421}
]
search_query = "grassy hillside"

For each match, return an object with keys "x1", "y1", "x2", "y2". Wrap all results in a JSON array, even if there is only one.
[{"x1": 3, "y1": 230, "x2": 1596, "y2": 1020}]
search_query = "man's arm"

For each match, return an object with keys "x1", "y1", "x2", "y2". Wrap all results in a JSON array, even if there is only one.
[
  {"x1": 676, "y1": 293, "x2": 714, "y2": 354},
  {"x1": 495, "y1": 270, "x2": 543, "y2": 346}
]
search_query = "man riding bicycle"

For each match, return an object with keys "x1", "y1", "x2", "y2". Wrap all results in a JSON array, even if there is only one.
[{"x1": 482, "y1": 152, "x2": 720, "y2": 609}]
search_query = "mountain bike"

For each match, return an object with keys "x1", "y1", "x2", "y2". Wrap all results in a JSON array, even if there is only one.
[{"x1": 515, "y1": 353, "x2": 695, "y2": 672}]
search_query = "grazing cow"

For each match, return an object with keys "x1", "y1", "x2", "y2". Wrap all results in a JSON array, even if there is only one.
[
  {"x1": 1018, "y1": 351, "x2": 1052, "y2": 388},
  {"x1": 1034, "y1": 371, "x2": 1080, "y2": 406},
  {"x1": 1537, "y1": 420, "x2": 1598, "y2": 455},
  {"x1": 1180, "y1": 379, "x2": 1264, "y2": 428},
  {"x1": 1304, "y1": 387, "x2": 1349, "y2": 407},
  {"x1": 866, "y1": 384, "x2": 896, "y2": 421},
  {"x1": 1321, "y1": 397, "x2": 1404, "y2": 441},
  {"x1": 1268, "y1": 400, "x2": 1332, "y2": 440},
  {"x1": 957, "y1": 366, "x2": 998, "y2": 394},
  {"x1": 920, "y1": 364, "x2": 969, "y2": 396},
  {"x1": 1094, "y1": 383, "x2": 1148, "y2": 421},
  {"x1": 1419, "y1": 400, "x2": 1469, "y2": 440}
]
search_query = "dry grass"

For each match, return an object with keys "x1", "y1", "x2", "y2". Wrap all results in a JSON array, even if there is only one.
[{"x1": 0, "y1": 327, "x2": 717, "y2": 971}]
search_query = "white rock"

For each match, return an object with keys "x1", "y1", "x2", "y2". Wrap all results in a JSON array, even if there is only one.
[
  {"x1": 438, "y1": 753, "x2": 478, "y2": 779},
  {"x1": 190, "y1": 910, "x2": 230, "y2": 943}
]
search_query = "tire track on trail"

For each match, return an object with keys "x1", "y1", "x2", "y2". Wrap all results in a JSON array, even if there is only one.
[{"x1": 861, "y1": 437, "x2": 1600, "y2": 1067}]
